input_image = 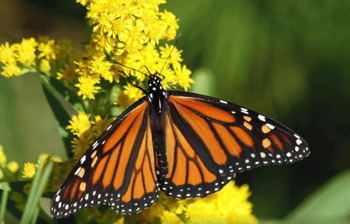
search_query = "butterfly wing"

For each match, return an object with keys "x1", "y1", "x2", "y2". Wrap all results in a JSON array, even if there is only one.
[
  {"x1": 159, "y1": 91, "x2": 309, "y2": 199},
  {"x1": 51, "y1": 99, "x2": 159, "y2": 218}
]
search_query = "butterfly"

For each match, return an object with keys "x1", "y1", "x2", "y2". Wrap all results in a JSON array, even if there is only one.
[{"x1": 50, "y1": 72, "x2": 309, "y2": 218}]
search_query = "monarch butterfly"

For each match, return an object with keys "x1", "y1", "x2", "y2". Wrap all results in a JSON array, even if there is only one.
[{"x1": 50, "y1": 72, "x2": 309, "y2": 218}]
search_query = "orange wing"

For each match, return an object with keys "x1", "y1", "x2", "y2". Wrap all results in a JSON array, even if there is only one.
[
  {"x1": 51, "y1": 100, "x2": 158, "y2": 218},
  {"x1": 159, "y1": 91, "x2": 309, "y2": 199}
]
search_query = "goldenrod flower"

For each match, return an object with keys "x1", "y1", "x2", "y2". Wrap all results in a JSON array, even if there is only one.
[
  {"x1": 88, "y1": 55, "x2": 113, "y2": 82},
  {"x1": 38, "y1": 39, "x2": 56, "y2": 60},
  {"x1": 160, "y1": 210, "x2": 184, "y2": 224},
  {"x1": 182, "y1": 181, "x2": 258, "y2": 224},
  {"x1": 13, "y1": 37, "x2": 37, "y2": 67},
  {"x1": 71, "y1": 137, "x2": 92, "y2": 160},
  {"x1": 37, "y1": 35, "x2": 51, "y2": 43},
  {"x1": 23, "y1": 183, "x2": 32, "y2": 194},
  {"x1": 122, "y1": 83, "x2": 144, "y2": 102},
  {"x1": 23, "y1": 162, "x2": 36, "y2": 179},
  {"x1": 0, "y1": 42, "x2": 17, "y2": 64},
  {"x1": 175, "y1": 64, "x2": 194, "y2": 91},
  {"x1": 1, "y1": 62, "x2": 21, "y2": 78},
  {"x1": 81, "y1": 0, "x2": 179, "y2": 55},
  {"x1": 55, "y1": 38, "x2": 74, "y2": 59},
  {"x1": 39, "y1": 59, "x2": 51, "y2": 74},
  {"x1": 57, "y1": 64, "x2": 76, "y2": 86},
  {"x1": 51, "y1": 156, "x2": 62, "y2": 163},
  {"x1": 66, "y1": 111, "x2": 91, "y2": 136},
  {"x1": 113, "y1": 88, "x2": 133, "y2": 110},
  {"x1": 75, "y1": 77, "x2": 101, "y2": 100},
  {"x1": 92, "y1": 115, "x2": 113, "y2": 137},
  {"x1": 38, "y1": 154, "x2": 50, "y2": 166},
  {"x1": 160, "y1": 44, "x2": 183, "y2": 68},
  {"x1": 0, "y1": 145, "x2": 6, "y2": 168},
  {"x1": 7, "y1": 161, "x2": 19, "y2": 173}
]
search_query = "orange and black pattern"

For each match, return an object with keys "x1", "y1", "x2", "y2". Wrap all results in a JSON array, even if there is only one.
[{"x1": 51, "y1": 74, "x2": 309, "y2": 218}]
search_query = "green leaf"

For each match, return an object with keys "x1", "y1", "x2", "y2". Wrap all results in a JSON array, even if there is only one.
[
  {"x1": 285, "y1": 169, "x2": 350, "y2": 224},
  {"x1": 42, "y1": 82, "x2": 74, "y2": 156},
  {"x1": 42, "y1": 76, "x2": 85, "y2": 112},
  {"x1": 21, "y1": 162, "x2": 53, "y2": 224},
  {"x1": 0, "y1": 182, "x2": 10, "y2": 223},
  {"x1": 0, "y1": 182, "x2": 11, "y2": 191}
]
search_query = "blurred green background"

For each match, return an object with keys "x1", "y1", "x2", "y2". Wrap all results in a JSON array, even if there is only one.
[{"x1": 1, "y1": 0, "x2": 350, "y2": 222}]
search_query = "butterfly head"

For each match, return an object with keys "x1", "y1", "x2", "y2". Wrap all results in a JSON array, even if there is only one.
[{"x1": 148, "y1": 72, "x2": 167, "y2": 113}]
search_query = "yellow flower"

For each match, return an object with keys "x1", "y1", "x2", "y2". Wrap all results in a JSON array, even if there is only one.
[
  {"x1": 38, "y1": 154, "x2": 50, "y2": 166},
  {"x1": 71, "y1": 137, "x2": 92, "y2": 160},
  {"x1": 0, "y1": 42, "x2": 17, "y2": 64},
  {"x1": 175, "y1": 64, "x2": 194, "y2": 91},
  {"x1": 66, "y1": 111, "x2": 91, "y2": 136},
  {"x1": 129, "y1": 43, "x2": 161, "y2": 81},
  {"x1": 92, "y1": 115, "x2": 113, "y2": 137},
  {"x1": 0, "y1": 145, "x2": 6, "y2": 168},
  {"x1": 14, "y1": 37, "x2": 37, "y2": 67},
  {"x1": 37, "y1": 35, "x2": 51, "y2": 43},
  {"x1": 57, "y1": 64, "x2": 76, "y2": 86},
  {"x1": 38, "y1": 39, "x2": 56, "y2": 60},
  {"x1": 113, "y1": 88, "x2": 133, "y2": 110},
  {"x1": 76, "y1": 0, "x2": 89, "y2": 6},
  {"x1": 183, "y1": 181, "x2": 258, "y2": 224},
  {"x1": 0, "y1": 169, "x2": 3, "y2": 179},
  {"x1": 55, "y1": 38, "x2": 74, "y2": 59},
  {"x1": 160, "y1": 210, "x2": 184, "y2": 224},
  {"x1": 88, "y1": 55, "x2": 113, "y2": 82},
  {"x1": 84, "y1": 0, "x2": 179, "y2": 55},
  {"x1": 1, "y1": 62, "x2": 21, "y2": 78},
  {"x1": 51, "y1": 156, "x2": 62, "y2": 163},
  {"x1": 75, "y1": 77, "x2": 101, "y2": 100},
  {"x1": 39, "y1": 59, "x2": 51, "y2": 74},
  {"x1": 160, "y1": 44, "x2": 183, "y2": 68},
  {"x1": 7, "y1": 161, "x2": 19, "y2": 173},
  {"x1": 123, "y1": 82, "x2": 144, "y2": 101},
  {"x1": 161, "y1": 10, "x2": 179, "y2": 40},
  {"x1": 23, "y1": 183, "x2": 33, "y2": 194},
  {"x1": 23, "y1": 162, "x2": 36, "y2": 179}
]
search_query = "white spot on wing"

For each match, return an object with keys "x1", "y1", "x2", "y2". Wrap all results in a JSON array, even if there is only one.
[
  {"x1": 80, "y1": 155, "x2": 86, "y2": 164},
  {"x1": 220, "y1": 100, "x2": 227, "y2": 104},
  {"x1": 266, "y1": 123, "x2": 275, "y2": 130},
  {"x1": 93, "y1": 142, "x2": 99, "y2": 150},
  {"x1": 241, "y1": 108, "x2": 249, "y2": 114},
  {"x1": 258, "y1": 114, "x2": 266, "y2": 122},
  {"x1": 74, "y1": 167, "x2": 81, "y2": 175}
]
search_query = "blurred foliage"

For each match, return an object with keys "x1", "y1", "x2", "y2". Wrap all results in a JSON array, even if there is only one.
[{"x1": 1, "y1": 0, "x2": 350, "y2": 222}]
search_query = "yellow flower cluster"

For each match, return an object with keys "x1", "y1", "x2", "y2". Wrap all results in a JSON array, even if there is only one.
[
  {"x1": 119, "y1": 181, "x2": 257, "y2": 224},
  {"x1": 0, "y1": 0, "x2": 257, "y2": 223},
  {"x1": 67, "y1": 111, "x2": 113, "y2": 159},
  {"x1": 81, "y1": 0, "x2": 178, "y2": 55},
  {"x1": 0, "y1": 145, "x2": 19, "y2": 180},
  {"x1": 0, "y1": 37, "x2": 75, "y2": 78},
  {"x1": 181, "y1": 181, "x2": 258, "y2": 223}
]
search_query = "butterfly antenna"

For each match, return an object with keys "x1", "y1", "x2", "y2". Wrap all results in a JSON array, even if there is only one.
[
  {"x1": 160, "y1": 33, "x2": 182, "y2": 75},
  {"x1": 140, "y1": 65, "x2": 153, "y2": 76},
  {"x1": 119, "y1": 70, "x2": 147, "y2": 94},
  {"x1": 112, "y1": 61, "x2": 148, "y2": 76}
]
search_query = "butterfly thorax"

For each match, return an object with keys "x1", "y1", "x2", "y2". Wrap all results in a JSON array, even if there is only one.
[
  {"x1": 147, "y1": 73, "x2": 170, "y2": 178},
  {"x1": 147, "y1": 73, "x2": 167, "y2": 114}
]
